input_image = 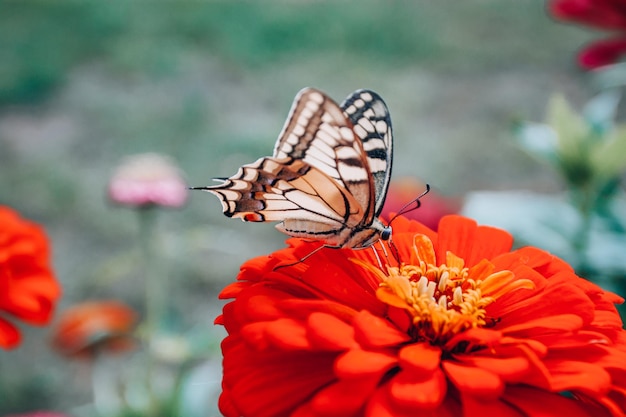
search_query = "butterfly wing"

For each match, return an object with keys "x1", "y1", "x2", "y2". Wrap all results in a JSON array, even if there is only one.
[
  {"x1": 200, "y1": 88, "x2": 393, "y2": 248},
  {"x1": 341, "y1": 89, "x2": 393, "y2": 217},
  {"x1": 203, "y1": 157, "x2": 368, "y2": 247},
  {"x1": 273, "y1": 88, "x2": 376, "y2": 223}
]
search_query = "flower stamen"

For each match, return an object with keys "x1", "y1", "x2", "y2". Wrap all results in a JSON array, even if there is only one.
[{"x1": 353, "y1": 234, "x2": 534, "y2": 347}]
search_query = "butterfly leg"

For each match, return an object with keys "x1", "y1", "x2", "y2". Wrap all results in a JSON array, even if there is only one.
[
  {"x1": 272, "y1": 243, "x2": 329, "y2": 271},
  {"x1": 369, "y1": 243, "x2": 385, "y2": 271},
  {"x1": 388, "y1": 237, "x2": 402, "y2": 264}
]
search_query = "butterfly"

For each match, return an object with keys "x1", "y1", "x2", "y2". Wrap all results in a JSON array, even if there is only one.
[{"x1": 197, "y1": 87, "x2": 393, "y2": 249}]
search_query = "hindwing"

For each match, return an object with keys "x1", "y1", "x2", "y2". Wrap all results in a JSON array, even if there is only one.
[{"x1": 341, "y1": 89, "x2": 393, "y2": 217}]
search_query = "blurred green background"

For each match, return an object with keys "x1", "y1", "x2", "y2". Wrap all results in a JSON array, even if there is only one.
[{"x1": 0, "y1": 1, "x2": 605, "y2": 415}]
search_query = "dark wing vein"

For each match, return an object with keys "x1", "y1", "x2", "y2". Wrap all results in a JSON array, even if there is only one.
[
  {"x1": 200, "y1": 157, "x2": 362, "y2": 230},
  {"x1": 272, "y1": 88, "x2": 373, "y2": 221}
]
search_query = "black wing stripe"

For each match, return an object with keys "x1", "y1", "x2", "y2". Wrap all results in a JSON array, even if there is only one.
[
  {"x1": 340, "y1": 89, "x2": 393, "y2": 217},
  {"x1": 273, "y1": 88, "x2": 373, "y2": 216},
  {"x1": 203, "y1": 157, "x2": 366, "y2": 227}
]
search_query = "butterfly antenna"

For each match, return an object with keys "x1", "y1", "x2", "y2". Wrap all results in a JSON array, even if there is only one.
[
  {"x1": 382, "y1": 184, "x2": 430, "y2": 264},
  {"x1": 388, "y1": 183, "x2": 431, "y2": 226},
  {"x1": 189, "y1": 178, "x2": 229, "y2": 190}
]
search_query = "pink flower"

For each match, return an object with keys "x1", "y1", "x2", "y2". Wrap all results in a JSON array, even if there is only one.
[{"x1": 108, "y1": 153, "x2": 188, "y2": 209}]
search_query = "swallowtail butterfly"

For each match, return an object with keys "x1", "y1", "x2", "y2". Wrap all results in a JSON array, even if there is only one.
[{"x1": 198, "y1": 88, "x2": 393, "y2": 249}]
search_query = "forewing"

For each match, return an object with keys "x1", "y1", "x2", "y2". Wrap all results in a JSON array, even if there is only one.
[
  {"x1": 200, "y1": 157, "x2": 365, "y2": 233},
  {"x1": 273, "y1": 88, "x2": 373, "y2": 220},
  {"x1": 341, "y1": 89, "x2": 393, "y2": 217}
]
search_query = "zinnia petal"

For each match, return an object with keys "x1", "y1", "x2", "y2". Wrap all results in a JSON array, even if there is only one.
[
  {"x1": 0, "y1": 206, "x2": 60, "y2": 349},
  {"x1": 504, "y1": 385, "x2": 610, "y2": 417},
  {"x1": 435, "y1": 215, "x2": 513, "y2": 266},
  {"x1": 307, "y1": 312, "x2": 359, "y2": 350},
  {"x1": 461, "y1": 395, "x2": 525, "y2": 417},
  {"x1": 335, "y1": 349, "x2": 397, "y2": 378},
  {"x1": 398, "y1": 342, "x2": 441, "y2": 373},
  {"x1": 222, "y1": 336, "x2": 336, "y2": 417},
  {"x1": 0, "y1": 317, "x2": 20, "y2": 348},
  {"x1": 443, "y1": 361, "x2": 504, "y2": 398},
  {"x1": 264, "y1": 318, "x2": 311, "y2": 350},
  {"x1": 352, "y1": 309, "x2": 412, "y2": 347},
  {"x1": 387, "y1": 368, "x2": 447, "y2": 409},
  {"x1": 305, "y1": 376, "x2": 381, "y2": 416}
]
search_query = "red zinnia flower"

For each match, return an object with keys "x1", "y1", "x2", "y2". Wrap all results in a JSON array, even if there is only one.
[
  {"x1": 216, "y1": 215, "x2": 626, "y2": 417},
  {"x1": 50, "y1": 300, "x2": 138, "y2": 359},
  {"x1": 0, "y1": 206, "x2": 61, "y2": 349}
]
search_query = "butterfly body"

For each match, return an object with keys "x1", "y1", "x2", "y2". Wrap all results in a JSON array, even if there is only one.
[{"x1": 200, "y1": 88, "x2": 393, "y2": 249}]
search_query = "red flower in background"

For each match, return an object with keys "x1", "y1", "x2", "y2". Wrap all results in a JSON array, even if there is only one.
[
  {"x1": 0, "y1": 206, "x2": 60, "y2": 349},
  {"x1": 380, "y1": 177, "x2": 460, "y2": 230},
  {"x1": 216, "y1": 215, "x2": 626, "y2": 417},
  {"x1": 578, "y1": 36, "x2": 626, "y2": 68},
  {"x1": 550, "y1": 0, "x2": 626, "y2": 30},
  {"x1": 549, "y1": 0, "x2": 626, "y2": 68},
  {"x1": 51, "y1": 300, "x2": 138, "y2": 359}
]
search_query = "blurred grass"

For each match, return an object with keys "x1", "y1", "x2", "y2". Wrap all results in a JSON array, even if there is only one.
[
  {"x1": 0, "y1": 1, "x2": 438, "y2": 103},
  {"x1": 0, "y1": 1, "x2": 600, "y2": 415},
  {"x1": 0, "y1": 0, "x2": 593, "y2": 202},
  {"x1": 0, "y1": 1, "x2": 586, "y2": 103}
]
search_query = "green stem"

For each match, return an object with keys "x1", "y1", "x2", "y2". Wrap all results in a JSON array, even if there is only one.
[
  {"x1": 92, "y1": 355, "x2": 121, "y2": 417},
  {"x1": 570, "y1": 185, "x2": 594, "y2": 276},
  {"x1": 138, "y1": 207, "x2": 161, "y2": 346},
  {"x1": 137, "y1": 206, "x2": 165, "y2": 416}
]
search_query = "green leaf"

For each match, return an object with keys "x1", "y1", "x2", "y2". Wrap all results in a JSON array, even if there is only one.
[
  {"x1": 591, "y1": 125, "x2": 626, "y2": 180},
  {"x1": 546, "y1": 94, "x2": 588, "y2": 162}
]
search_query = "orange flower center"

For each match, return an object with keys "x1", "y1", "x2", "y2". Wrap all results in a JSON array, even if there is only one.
[{"x1": 353, "y1": 234, "x2": 534, "y2": 346}]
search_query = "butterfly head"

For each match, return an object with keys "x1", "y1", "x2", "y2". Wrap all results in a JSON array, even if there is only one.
[
  {"x1": 348, "y1": 218, "x2": 391, "y2": 249},
  {"x1": 380, "y1": 225, "x2": 392, "y2": 241}
]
